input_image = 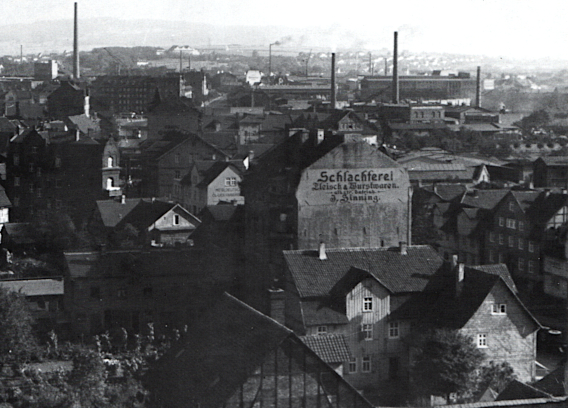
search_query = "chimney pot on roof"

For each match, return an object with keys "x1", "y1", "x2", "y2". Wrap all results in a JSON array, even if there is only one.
[
  {"x1": 318, "y1": 239, "x2": 327, "y2": 261},
  {"x1": 399, "y1": 241, "x2": 408, "y2": 255},
  {"x1": 121, "y1": 194, "x2": 126, "y2": 205},
  {"x1": 451, "y1": 254, "x2": 458, "y2": 269}
]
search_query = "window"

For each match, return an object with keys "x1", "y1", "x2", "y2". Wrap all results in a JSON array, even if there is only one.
[
  {"x1": 489, "y1": 232, "x2": 495, "y2": 242},
  {"x1": 173, "y1": 214, "x2": 180, "y2": 225},
  {"x1": 528, "y1": 241, "x2": 535, "y2": 253},
  {"x1": 37, "y1": 299, "x2": 46, "y2": 310},
  {"x1": 528, "y1": 260, "x2": 535, "y2": 274},
  {"x1": 489, "y1": 250, "x2": 495, "y2": 263},
  {"x1": 13, "y1": 154, "x2": 19, "y2": 165},
  {"x1": 363, "y1": 297, "x2": 373, "y2": 312},
  {"x1": 348, "y1": 357, "x2": 357, "y2": 373},
  {"x1": 509, "y1": 202, "x2": 515, "y2": 212},
  {"x1": 518, "y1": 221, "x2": 525, "y2": 231},
  {"x1": 175, "y1": 154, "x2": 180, "y2": 164},
  {"x1": 518, "y1": 238, "x2": 524, "y2": 250},
  {"x1": 389, "y1": 322, "x2": 400, "y2": 339},
  {"x1": 117, "y1": 288, "x2": 127, "y2": 298},
  {"x1": 225, "y1": 177, "x2": 237, "y2": 187},
  {"x1": 55, "y1": 157, "x2": 61, "y2": 168},
  {"x1": 14, "y1": 177, "x2": 20, "y2": 187},
  {"x1": 506, "y1": 218, "x2": 516, "y2": 229},
  {"x1": 498, "y1": 252, "x2": 504, "y2": 263},
  {"x1": 107, "y1": 156, "x2": 114, "y2": 167},
  {"x1": 518, "y1": 258, "x2": 525, "y2": 272},
  {"x1": 508, "y1": 236, "x2": 514, "y2": 247},
  {"x1": 90, "y1": 286, "x2": 101, "y2": 299},
  {"x1": 362, "y1": 356, "x2": 372, "y2": 373},
  {"x1": 174, "y1": 170, "x2": 181, "y2": 180},
  {"x1": 498, "y1": 217, "x2": 504, "y2": 227},
  {"x1": 362, "y1": 324, "x2": 373, "y2": 340},
  {"x1": 36, "y1": 188, "x2": 42, "y2": 198},
  {"x1": 499, "y1": 234, "x2": 504, "y2": 245},
  {"x1": 28, "y1": 163, "x2": 34, "y2": 173},
  {"x1": 477, "y1": 333, "x2": 488, "y2": 348},
  {"x1": 317, "y1": 326, "x2": 327, "y2": 335},
  {"x1": 491, "y1": 303, "x2": 506, "y2": 315}
]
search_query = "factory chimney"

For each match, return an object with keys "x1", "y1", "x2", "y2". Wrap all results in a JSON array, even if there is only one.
[
  {"x1": 331, "y1": 52, "x2": 336, "y2": 110},
  {"x1": 392, "y1": 31, "x2": 399, "y2": 104},
  {"x1": 475, "y1": 66, "x2": 482, "y2": 108},
  {"x1": 73, "y1": 2, "x2": 80, "y2": 80}
]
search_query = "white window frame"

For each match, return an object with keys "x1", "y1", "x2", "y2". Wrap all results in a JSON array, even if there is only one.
[
  {"x1": 518, "y1": 221, "x2": 525, "y2": 231},
  {"x1": 489, "y1": 232, "x2": 495, "y2": 242},
  {"x1": 506, "y1": 218, "x2": 516, "y2": 229},
  {"x1": 225, "y1": 177, "x2": 237, "y2": 187},
  {"x1": 477, "y1": 333, "x2": 488, "y2": 348},
  {"x1": 489, "y1": 249, "x2": 495, "y2": 263},
  {"x1": 317, "y1": 325, "x2": 327, "y2": 335},
  {"x1": 362, "y1": 324, "x2": 373, "y2": 340},
  {"x1": 362, "y1": 356, "x2": 372, "y2": 373},
  {"x1": 518, "y1": 258, "x2": 525, "y2": 272},
  {"x1": 509, "y1": 202, "x2": 515, "y2": 212},
  {"x1": 491, "y1": 303, "x2": 506, "y2": 315},
  {"x1": 498, "y1": 217, "x2": 505, "y2": 227},
  {"x1": 388, "y1": 321, "x2": 400, "y2": 339},
  {"x1": 528, "y1": 260, "x2": 535, "y2": 274},
  {"x1": 348, "y1": 357, "x2": 357, "y2": 373},
  {"x1": 518, "y1": 238, "x2": 524, "y2": 250},
  {"x1": 363, "y1": 296, "x2": 373, "y2": 312},
  {"x1": 173, "y1": 214, "x2": 180, "y2": 225}
]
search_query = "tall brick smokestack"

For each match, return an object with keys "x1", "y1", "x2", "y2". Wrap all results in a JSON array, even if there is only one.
[
  {"x1": 73, "y1": 2, "x2": 80, "y2": 79},
  {"x1": 392, "y1": 31, "x2": 399, "y2": 104},
  {"x1": 475, "y1": 66, "x2": 481, "y2": 108},
  {"x1": 331, "y1": 52, "x2": 336, "y2": 109}
]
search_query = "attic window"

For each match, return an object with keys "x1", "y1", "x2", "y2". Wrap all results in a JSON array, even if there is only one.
[
  {"x1": 509, "y1": 202, "x2": 515, "y2": 212},
  {"x1": 363, "y1": 297, "x2": 373, "y2": 312},
  {"x1": 317, "y1": 326, "x2": 327, "y2": 335},
  {"x1": 491, "y1": 303, "x2": 506, "y2": 315},
  {"x1": 173, "y1": 214, "x2": 180, "y2": 225},
  {"x1": 225, "y1": 177, "x2": 237, "y2": 187}
]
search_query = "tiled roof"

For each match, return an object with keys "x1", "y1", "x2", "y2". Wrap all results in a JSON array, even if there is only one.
[
  {"x1": 461, "y1": 190, "x2": 509, "y2": 210},
  {"x1": 203, "y1": 204, "x2": 238, "y2": 221},
  {"x1": 300, "y1": 300, "x2": 349, "y2": 326},
  {"x1": 409, "y1": 168, "x2": 473, "y2": 182},
  {"x1": 538, "y1": 156, "x2": 568, "y2": 166},
  {"x1": 533, "y1": 363, "x2": 568, "y2": 397},
  {"x1": 0, "y1": 186, "x2": 12, "y2": 207},
  {"x1": 405, "y1": 163, "x2": 467, "y2": 171},
  {"x1": 470, "y1": 264, "x2": 518, "y2": 293},
  {"x1": 426, "y1": 183, "x2": 468, "y2": 201},
  {"x1": 301, "y1": 334, "x2": 351, "y2": 363},
  {"x1": 511, "y1": 191, "x2": 541, "y2": 211},
  {"x1": 496, "y1": 379, "x2": 553, "y2": 401},
  {"x1": 0, "y1": 278, "x2": 64, "y2": 296},
  {"x1": 96, "y1": 198, "x2": 143, "y2": 228},
  {"x1": 117, "y1": 199, "x2": 175, "y2": 231},
  {"x1": 284, "y1": 245, "x2": 444, "y2": 298}
]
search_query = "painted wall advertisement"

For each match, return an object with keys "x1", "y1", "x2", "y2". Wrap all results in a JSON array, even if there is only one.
[{"x1": 299, "y1": 168, "x2": 409, "y2": 205}]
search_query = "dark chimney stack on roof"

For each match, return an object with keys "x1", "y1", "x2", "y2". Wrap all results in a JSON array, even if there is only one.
[
  {"x1": 331, "y1": 53, "x2": 336, "y2": 109},
  {"x1": 392, "y1": 31, "x2": 399, "y2": 104},
  {"x1": 475, "y1": 66, "x2": 481, "y2": 108},
  {"x1": 73, "y1": 2, "x2": 80, "y2": 80}
]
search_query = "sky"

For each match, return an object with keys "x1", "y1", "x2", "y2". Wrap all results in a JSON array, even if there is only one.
[{"x1": 2, "y1": 0, "x2": 568, "y2": 60}]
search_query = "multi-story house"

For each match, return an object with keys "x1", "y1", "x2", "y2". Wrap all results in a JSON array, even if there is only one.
[
  {"x1": 241, "y1": 134, "x2": 412, "y2": 312},
  {"x1": 137, "y1": 131, "x2": 231, "y2": 198},
  {"x1": 47, "y1": 81, "x2": 89, "y2": 120},
  {"x1": 483, "y1": 191, "x2": 541, "y2": 289},
  {"x1": 174, "y1": 161, "x2": 244, "y2": 214},
  {"x1": 533, "y1": 157, "x2": 568, "y2": 188},
  {"x1": 5, "y1": 129, "x2": 120, "y2": 228},
  {"x1": 282, "y1": 245, "x2": 539, "y2": 400},
  {"x1": 63, "y1": 247, "x2": 236, "y2": 337}
]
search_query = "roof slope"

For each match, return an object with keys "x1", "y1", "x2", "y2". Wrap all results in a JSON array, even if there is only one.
[
  {"x1": 284, "y1": 245, "x2": 443, "y2": 298},
  {"x1": 301, "y1": 334, "x2": 352, "y2": 364}
]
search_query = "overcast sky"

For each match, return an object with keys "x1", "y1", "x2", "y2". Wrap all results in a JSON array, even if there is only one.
[{"x1": 3, "y1": 0, "x2": 568, "y2": 60}]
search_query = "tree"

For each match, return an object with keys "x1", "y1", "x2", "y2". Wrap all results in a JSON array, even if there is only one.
[
  {"x1": 67, "y1": 347, "x2": 108, "y2": 407},
  {"x1": 411, "y1": 329, "x2": 485, "y2": 403},
  {"x1": 0, "y1": 287, "x2": 37, "y2": 363},
  {"x1": 476, "y1": 361, "x2": 515, "y2": 395}
]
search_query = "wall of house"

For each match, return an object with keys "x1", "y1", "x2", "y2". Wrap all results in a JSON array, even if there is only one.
[
  {"x1": 218, "y1": 338, "x2": 371, "y2": 408},
  {"x1": 343, "y1": 278, "x2": 391, "y2": 389},
  {"x1": 460, "y1": 282, "x2": 537, "y2": 383},
  {"x1": 295, "y1": 145, "x2": 411, "y2": 250},
  {"x1": 206, "y1": 167, "x2": 244, "y2": 206}
]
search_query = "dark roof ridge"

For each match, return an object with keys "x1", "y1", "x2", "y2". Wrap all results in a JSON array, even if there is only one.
[{"x1": 283, "y1": 244, "x2": 431, "y2": 255}]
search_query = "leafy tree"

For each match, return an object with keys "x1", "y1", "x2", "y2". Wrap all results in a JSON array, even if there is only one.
[
  {"x1": 67, "y1": 347, "x2": 108, "y2": 407},
  {"x1": 476, "y1": 361, "x2": 515, "y2": 395},
  {"x1": 411, "y1": 329, "x2": 485, "y2": 403},
  {"x1": 0, "y1": 287, "x2": 37, "y2": 363}
]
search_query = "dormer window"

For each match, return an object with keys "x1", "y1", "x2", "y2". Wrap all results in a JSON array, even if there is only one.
[
  {"x1": 363, "y1": 297, "x2": 373, "y2": 312},
  {"x1": 317, "y1": 326, "x2": 327, "y2": 335}
]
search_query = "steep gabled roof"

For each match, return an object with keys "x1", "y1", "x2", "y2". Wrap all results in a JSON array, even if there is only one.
[
  {"x1": 300, "y1": 300, "x2": 349, "y2": 326},
  {"x1": 284, "y1": 245, "x2": 443, "y2": 298},
  {"x1": 497, "y1": 379, "x2": 554, "y2": 401},
  {"x1": 96, "y1": 198, "x2": 143, "y2": 228},
  {"x1": 197, "y1": 162, "x2": 242, "y2": 188},
  {"x1": 532, "y1": 363, "x2": 568, "y2": 397},
  {"x1": 460, "y1": 189, "x2": 509, "y2": 210}
]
